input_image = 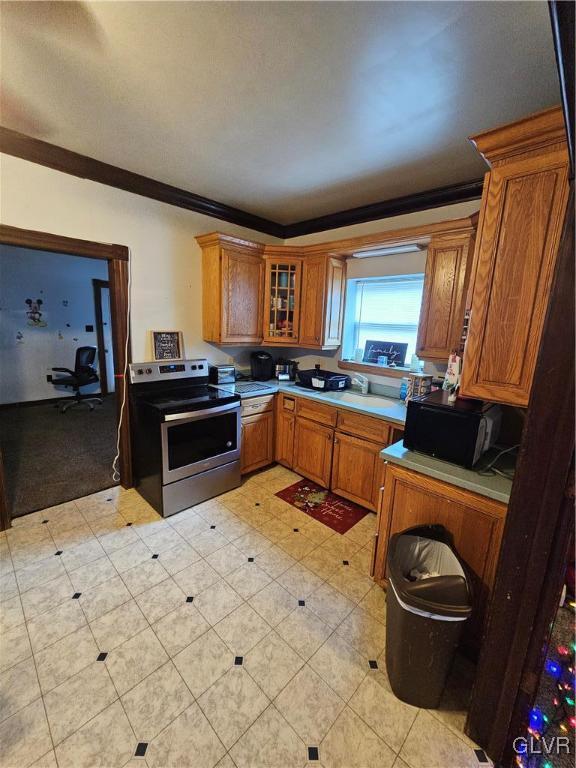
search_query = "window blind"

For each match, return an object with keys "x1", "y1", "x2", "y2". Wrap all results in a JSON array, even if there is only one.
[{"x1": 343, "y1": 274, "x2": 424, "y2": 360}]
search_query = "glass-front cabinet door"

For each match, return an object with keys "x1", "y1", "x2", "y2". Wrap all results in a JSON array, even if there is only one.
[{"x1": 263, "y1": 257, "x2": 302, "y2": 344}]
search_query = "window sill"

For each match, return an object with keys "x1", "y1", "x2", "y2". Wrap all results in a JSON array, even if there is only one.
[{"x1": 338, "y1": 359, "x2": 412, "y2": 379}]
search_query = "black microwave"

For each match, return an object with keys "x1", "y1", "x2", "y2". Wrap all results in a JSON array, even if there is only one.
[{"x1": 403, "y1": 390, "x2": 501, "y2": 468}]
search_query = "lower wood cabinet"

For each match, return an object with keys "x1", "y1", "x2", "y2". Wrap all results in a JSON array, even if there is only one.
[
  {"x1": 275, "y1": 393, "x2": 296, "y2": 468},
  {"x1": 241, "y1": 411, "x2": 274, "y2": 474},
  {"x1": 331, "y1": 431, "x2": 385, "y2": 512},
  {"x1": 275, "y1": 409, "x2": 295, "y2": 468},
  {"x1": 240, "y1": 396, "x2": 275, "y2": 475},
  {"x1": 293, "y1": 416, "x2": 333, "y2": 488},
  {"x1": 275, "y1": 392, "x2": 402, "y2": 508},
  {"x1": 373, "y1": 462, "x2": 507, "y2": 654}
]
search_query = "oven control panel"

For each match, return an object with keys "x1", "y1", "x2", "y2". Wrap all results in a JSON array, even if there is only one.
[{"x1": 129, "y1": 359, "x2": 208, "y2": 384}]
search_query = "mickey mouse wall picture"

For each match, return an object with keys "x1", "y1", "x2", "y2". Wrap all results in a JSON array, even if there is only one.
[{"x1": 25, "y1": 298, "x2": 47, "y2": 327}]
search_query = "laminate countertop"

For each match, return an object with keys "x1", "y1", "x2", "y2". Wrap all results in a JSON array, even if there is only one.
[
  {"x1": 381, "y1": 440, "x2": 513, "y2": 504},
  {"x1": 216, "y1": 380, "x2": 408, "y2": 426},
  {"x1": 220, "y1": 379, "x2": 511, "y2": 503}
]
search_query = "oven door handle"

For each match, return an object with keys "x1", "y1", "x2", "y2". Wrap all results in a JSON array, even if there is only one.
[{"x1": 163, "y1": 401, "x2": 240, "y2": 422}]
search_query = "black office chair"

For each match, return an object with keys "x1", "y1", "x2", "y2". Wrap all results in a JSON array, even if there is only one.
[{"x1": 52, "y1": 346, "x2": 103, "y2": 413}]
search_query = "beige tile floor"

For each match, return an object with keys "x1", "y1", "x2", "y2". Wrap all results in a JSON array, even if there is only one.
[{"x1": 0, "y1": 465, "x2": 492, "y2": 768}]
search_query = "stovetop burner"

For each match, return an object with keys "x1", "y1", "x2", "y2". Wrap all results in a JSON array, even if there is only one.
[
  {"x1": 144, "y1": 385, "x2": 238, "y2": 413},
  {"x1": 129, "y1": 360, "x2": 240, "y2": 417}
]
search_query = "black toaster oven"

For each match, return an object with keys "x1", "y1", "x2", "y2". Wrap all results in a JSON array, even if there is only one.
[{"x1": 208, "y1": 364, "x2": 236, "y2": 385}]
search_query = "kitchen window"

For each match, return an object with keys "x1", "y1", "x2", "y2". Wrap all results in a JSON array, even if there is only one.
[{"x1": 341, "y1": 274, "x2": 425, "y2": 367}]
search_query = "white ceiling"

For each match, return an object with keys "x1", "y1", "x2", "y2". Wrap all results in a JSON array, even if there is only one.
[{"x1": 1, "y1": 1, "x2": 560, "y2": 223}]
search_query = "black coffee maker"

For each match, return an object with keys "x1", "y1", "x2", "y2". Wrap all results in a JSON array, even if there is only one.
[
  {"x1": 275, "y1": 358, "x2": 299, "y2": 381},
  {"x1": 250, "y1": 351, "x2": 274, "y2": 381}
]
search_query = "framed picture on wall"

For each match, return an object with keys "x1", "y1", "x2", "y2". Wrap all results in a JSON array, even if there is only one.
[{"x1": 151, "y1": 330, "x2": 184, "y2": 361}]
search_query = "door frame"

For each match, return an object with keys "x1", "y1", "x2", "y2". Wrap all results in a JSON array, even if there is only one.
[
  {"x1": 466, "y1": 6, "x2": 575, "y2": 761},
  {"x1": 0, "y1": 224, "x2": 132, "y2": 531},
  {"x1": 466, "y1": 186, "x2": 574, "y2": 764},
  {"x1": 92, "y1": 278, "x2": 111, "y2": 396}
]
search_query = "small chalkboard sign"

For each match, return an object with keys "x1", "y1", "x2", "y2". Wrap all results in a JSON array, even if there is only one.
[
  {"x1": 363, "y1": 340, "x2": 408, "y2": 367},
  {"x1": 151, "y1": 330, "x2": 183, "y2": 361}
]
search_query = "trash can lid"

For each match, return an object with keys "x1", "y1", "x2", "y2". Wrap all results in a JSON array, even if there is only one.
[{"x1": 388, "y1": 533, "x2": 472, "y2": 619}]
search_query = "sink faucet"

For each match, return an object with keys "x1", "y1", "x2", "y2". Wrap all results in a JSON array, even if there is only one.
[{"x1": 350, "y1": 374, "x2": 369, "y2": 395}]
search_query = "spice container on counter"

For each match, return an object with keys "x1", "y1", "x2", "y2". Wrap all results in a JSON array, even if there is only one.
[{"x1": 405, "y1": 373, "x2": 433, "y2": 401}]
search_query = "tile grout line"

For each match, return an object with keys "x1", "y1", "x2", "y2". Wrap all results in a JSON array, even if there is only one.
[
  {"x1": 174, "y1": 478, "x2": 428, "y2": 757},
  {"x1": 10, "y1": 516, "x2": 61, "y2": 766},
  {"x1": 4, "y1": 472, "x2": 476, "y2": 768},
  {"x1": 118, "y1": 507, "x2": 314, "y2": 762},
  {"x1": 219, "y1": 487, "x2": 397, "y2": 760},
  {"x1": 2, "y1": 486, "x2": 369, "y2": 663},
  {"x1": 45, "y1": 543, "x2": 141, "y2": 762}
]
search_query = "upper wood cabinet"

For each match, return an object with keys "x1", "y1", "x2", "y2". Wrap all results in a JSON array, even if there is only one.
[
  {"x1": 263, "y1": 256, "x2": 302, "y2": 345},
  {"x1": 460, "y1": 107, "x2": 570, "y2": 406},
  {"x1": 262, "y1": 250, "x2": 346, "y2": 350},
  {"x1": 197, "y1": 233, "x2": 265, "y2": 344},
  {"x1": 298, "y1": 254, "x2": 346, "y2": 349},
  {"x1": 416, "y1": 232, "x2": 475, "y2": 360},
  {"x1": 198, "y1": 212, "x2": 478, "y2": 352},
  {"x1": 298, "y1": 254, "x2": 325, "y2": 346}
]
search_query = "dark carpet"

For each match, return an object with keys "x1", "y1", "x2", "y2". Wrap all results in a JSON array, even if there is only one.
[{"x1": 0, "y1": 396, "x2": 118, "y2": 517}]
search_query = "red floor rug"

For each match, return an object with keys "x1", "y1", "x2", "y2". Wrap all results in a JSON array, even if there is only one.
[{"x1": 276, "y1": 480, "x2": 368, "y2": 534}]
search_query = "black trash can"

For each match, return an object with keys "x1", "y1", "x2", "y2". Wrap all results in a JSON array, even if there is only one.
[{"x1": 385, "y1": 524, "x2": 472, "y2": 709}]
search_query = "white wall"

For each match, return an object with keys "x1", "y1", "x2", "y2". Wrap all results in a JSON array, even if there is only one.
[
  {"x1": 0, "y1": 246, "x2": 109, "y2": 403},
  {"x1": 0, "y1": 154, "x2": 282, "y2": 366},
  {"x1": 0, "y1": 154, "x2": 479, "y2": 393}
]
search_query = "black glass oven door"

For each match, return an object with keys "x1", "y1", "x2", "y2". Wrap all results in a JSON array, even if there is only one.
[{"x1": 161, "y1": 403, "x2": 240, "y2": 483}]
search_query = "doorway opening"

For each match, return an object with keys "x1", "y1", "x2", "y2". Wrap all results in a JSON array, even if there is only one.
[
  {"x1": 0, "y1": 245, "x2": 120, "y2": 517},
  {"x1": 0, "y1": 224, "x2": 131, "y2": 530}
]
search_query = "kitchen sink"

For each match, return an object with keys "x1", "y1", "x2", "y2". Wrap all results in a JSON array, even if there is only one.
[{"x1": 323, "y1": 390, "x2": 399, "y2": 409}]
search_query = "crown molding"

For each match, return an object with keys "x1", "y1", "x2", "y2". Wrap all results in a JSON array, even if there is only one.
[
  {"x1": 0, "y1": 126, "x2": 285, "y2": 238},
  {"x1": 0, "y1": 125, "x2": 483, "y2": 239},
  {"x1": 281, "y1": 179, "x2": 483, "y2": 239},
  {"x1": 470, "y1": 105, "x2": 567, "y2": 167}
]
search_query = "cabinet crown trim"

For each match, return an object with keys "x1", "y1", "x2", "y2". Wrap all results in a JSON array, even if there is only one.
[
  {"x1": 196, "y1": 232, "x2": 264, "y2": 253},
  {"x1": 199, "y1": 214, "x2": 478, "y2": 260},
  {"x1": 470, "y1": 106, "x2": 567, "y2": 167}
]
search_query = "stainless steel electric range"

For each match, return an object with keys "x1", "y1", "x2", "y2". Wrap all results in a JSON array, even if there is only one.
[{"x1": 129, "y1": 359, "x2": 241, "y2": 517}]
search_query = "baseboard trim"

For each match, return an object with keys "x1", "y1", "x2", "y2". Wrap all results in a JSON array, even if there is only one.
[{"x1": 0, "y1": 394, "x2": 112, "y2": 409}]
